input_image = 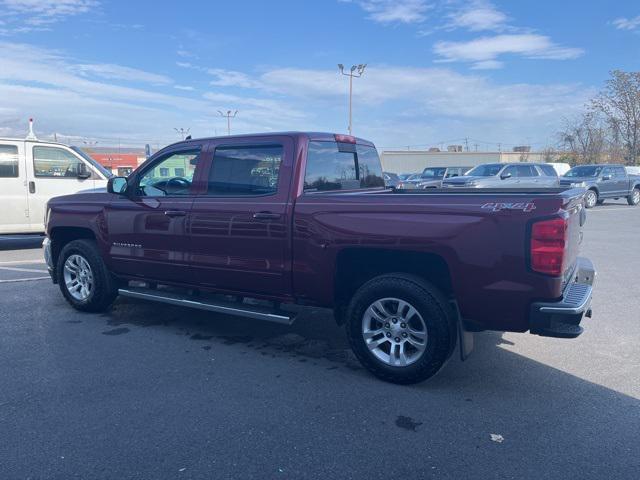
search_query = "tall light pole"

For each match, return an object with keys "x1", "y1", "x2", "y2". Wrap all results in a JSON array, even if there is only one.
[
  {"x1": 218, "y1": 110, "x2": 238, "y2": 135},
  {"x1": 338, "y1": 63, "x2": 366, "y2": 136},
  {"x1": 174, "y1": 127, "x2": 190, "y2": 140}
]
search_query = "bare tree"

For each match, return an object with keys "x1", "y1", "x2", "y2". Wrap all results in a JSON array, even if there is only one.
[
  {"x1": 591, "y1": 70, "x2": 640, "y2": 165},
  {"x1": 541, "y1": 147, "x2": 557, "y2": 163},
  {"x1": 558, "y1": 112, "x2": 607, "y2": 164}
]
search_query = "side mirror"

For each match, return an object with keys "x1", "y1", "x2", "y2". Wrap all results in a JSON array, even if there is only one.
[
  {"x1": 107, "y1": 176, "x2": 128, "y2": 194},
  {"x1": 500, "y1": 172, "x2": 512, "y2": 180},
  {"x1": 77, "y1": 163, "x2": 91, "y2": 179},
  {"x1": 602, "y1": 175, "x2": 611, "y2": 181}
]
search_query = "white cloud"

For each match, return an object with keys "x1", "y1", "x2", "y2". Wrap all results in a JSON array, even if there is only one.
[
  {"x1": 0, "y1": 0, "x2": 98, "y2": 27},
  {"x1": 0, "y1": 41, "x2": 591, "y2": 149},
  {"x1": 208, "y1": 68, "x2": 262, "y2": 88},
  {"x1": 77, "y1": 64, "x2": 172, "y2": 85},
  {"x1": 612, "y1": 15, "x2": 640, "y2": 31},
  {"x1": 174, "y1": 85, "x2": 195, "y2": 91},
  {"x1": 448, "y1": 1, "x2": 508, "y2": 32},
  {"x1": 434, "y1": 34, "x2": 584, "y2": 68},
  {"x1": 343, "y1": 0, "x2": 431, "y2": 24}
]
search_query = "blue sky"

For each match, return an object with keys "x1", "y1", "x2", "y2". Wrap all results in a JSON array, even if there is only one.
[{"x1": 0, "y1": 0, "x2": 638, "y2": 150}]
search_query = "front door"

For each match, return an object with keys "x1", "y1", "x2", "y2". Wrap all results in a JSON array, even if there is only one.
[
  {"x1": 106, "y1": 146, "x2": 204, "y2": 283},
  {"x1": 189, "y1": 136, "x2": 294, "y2": 298},
  {"x1": 599, "y1": 166, "x2": 616, "y2": 198},
  {"x1": 0, "y1": 142, "x2": 30, "y2": 234},
  {"x1": 25, "y1": 144, "x2": 97, "y2": 232}
]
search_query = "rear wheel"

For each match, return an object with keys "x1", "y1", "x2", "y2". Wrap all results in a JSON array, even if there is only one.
[
  {"x1": 56, "y1": 239, "x2": 119, "y2": 312},
  {"x1": 628, "y1": 187, "x2": 640, "y2": 206},
  {"x1": 584, "y1": 189, "x2": 598, "y2": 208},
  {"x1": 345, "y1": 274, "x2": 455, "y2": 384}
]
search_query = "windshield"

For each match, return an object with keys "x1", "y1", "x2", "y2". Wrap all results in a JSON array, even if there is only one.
[
  {"x1": 564, "y1": 166, "x2": 602, "y2": 178},
  {"x1": 421, "y1": 167, "x2": 446, "y2": 178},
  {"x1": 466, "y1": 164, "x2": 503, "y2": 177},
  {"x1": 70, "y1": 146, "x2": 114, "y2": 178}
]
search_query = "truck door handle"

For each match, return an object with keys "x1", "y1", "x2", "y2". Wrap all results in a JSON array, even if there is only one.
[
  {"x1": 164, "y1": 210, "x2": 186, "y2": 217},
  {"x1": 252, "y1": 212, "x2": 281, "y2": 220},
  {"x1": 29, "y1": 181, "x2": 36, "y2": 194}
]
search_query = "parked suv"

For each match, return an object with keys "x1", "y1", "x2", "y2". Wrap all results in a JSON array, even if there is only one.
[
  {"x1": 442, "y1": 163, "x2": 559, "y2": 189},
  {"x1": 397, "y1": 166, "x2": 470, "y2": 189},
  {"x1": 560, "y1": 164, "x2": 640, "y2": 208}
]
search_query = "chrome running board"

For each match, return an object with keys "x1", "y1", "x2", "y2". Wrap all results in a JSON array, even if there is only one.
[{"x1": 118, "y1": 287, "x2": 295, "y2": 325}]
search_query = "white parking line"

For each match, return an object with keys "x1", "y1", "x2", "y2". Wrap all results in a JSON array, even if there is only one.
[
  {"x1": 0, "y1": 266, "x2": 48, "y2": 274},
  {"x1": 589, "y1": 207, "x2": 638, "y2": 212},
  {"x1": 0, "y1": 260, "x2": 46, "y2": 266},
  {"x1": 0, "y1": 276, "x2": 50, "y2": 283}
]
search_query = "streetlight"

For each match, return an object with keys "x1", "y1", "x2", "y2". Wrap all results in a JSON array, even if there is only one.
[
  {"x1": 338, "y1": 63, "x2": 366, "y2": 136},
  {"x1": 174, "y1": 127, "x2": 190, "y2": 140},
  {"x1": 218, "y1": 110, "x2": 238, "y2": 135}
]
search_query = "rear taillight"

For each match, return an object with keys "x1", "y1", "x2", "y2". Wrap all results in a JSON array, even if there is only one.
[{"x1": 530, "y1": 217, "x2": 567, "y2": 276}]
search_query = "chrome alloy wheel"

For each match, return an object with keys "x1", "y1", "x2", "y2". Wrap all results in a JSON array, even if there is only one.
[
  {"x1": 633, "y1": 189, "x2": 640, "y2": 205},
  {"x1": 585, "y1": 190, "x2": 597, "y2": 208},
  {"x1": 361, "y1": 298, "x2": 428, "y2": 367},
  {"x1": 63, "y1": 254, "x2": 94, "y2": 301}
]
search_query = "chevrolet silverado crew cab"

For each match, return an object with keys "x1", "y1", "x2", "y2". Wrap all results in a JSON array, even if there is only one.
[
  {"x1": 43, "y1": 132, "x2": 596, "y2": 384},
  {"x1": 560, "y1": 164, "x2": 640, "y2": 208}
]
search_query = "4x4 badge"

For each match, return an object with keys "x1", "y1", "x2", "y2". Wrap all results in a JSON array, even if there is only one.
[{"x1": 481, "y1": 202, "x2": 536, "y2": 212}]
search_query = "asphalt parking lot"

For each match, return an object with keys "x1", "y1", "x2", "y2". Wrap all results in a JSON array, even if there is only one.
[{"x1": 0, "y1": 201, "x2": 638, "y2": 480}]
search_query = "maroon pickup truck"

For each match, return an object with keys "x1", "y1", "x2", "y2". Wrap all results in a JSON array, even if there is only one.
[{"x1": 43, "y1": 132, "x2": 595, "y2": 384}]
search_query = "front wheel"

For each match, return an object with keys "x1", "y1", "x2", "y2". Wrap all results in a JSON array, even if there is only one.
[
  {"x1": 56, "y1": 239, "x2": 119, "y2": 312},
  {"x1": 345, "y1": 274, "x2": 455, "y2": 384},
  {"x1": 628, "y1": 187, "x2": 640, "y2": 206},
  {"x1": 584, "y1": 189, "x2": 598, "y2": 209}
]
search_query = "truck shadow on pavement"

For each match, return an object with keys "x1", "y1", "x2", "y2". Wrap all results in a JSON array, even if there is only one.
[{"x1": 93, "y1": 296, "x2": 640, "y2": 478}]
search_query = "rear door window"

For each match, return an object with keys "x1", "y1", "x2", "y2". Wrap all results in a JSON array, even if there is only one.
[
  {"x1": 207, "y1": 144, "x2": 282, "y2": 196},
  {"x1": 0, "y1": 144, "x2": 19, "y2": 178},
  {"x1": 539, "y1": 165, "x2": 558, "y2": 177},
  {"x1": 516, "y1": 165, "x2": 538, "y2": 177},
  {"x1": 304, "y1": 141, "x2": 384, "y2": 191}
]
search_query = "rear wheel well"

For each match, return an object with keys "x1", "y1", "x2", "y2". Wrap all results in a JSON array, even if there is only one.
[
  {"x1": 50, "y1": 227, "x2": 96, "y2": 266},
  {"x1": 334, "y1": 248, "x2": 454, "y2": 324}
]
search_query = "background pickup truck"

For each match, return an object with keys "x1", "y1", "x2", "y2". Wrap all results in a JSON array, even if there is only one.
[
  {"x1": 43, "y1": 132, "x2": 596, "y2": 384},
  {"x1": 560, "y1": 164, "x2": 640, "y2": 208}
]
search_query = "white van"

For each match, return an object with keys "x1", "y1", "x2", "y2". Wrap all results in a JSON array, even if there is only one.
[{"x1": 1, "y1": 137, "x2": 111, "y2": 234}]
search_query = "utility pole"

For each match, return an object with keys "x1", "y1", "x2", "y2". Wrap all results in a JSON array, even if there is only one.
[
  {"x1": 218, "y1": 110, "x2": 238, "y2": 135},
  {"x1": 174, "y1": 128, "x2": 190, "y2": 141},
  {"x1": 474, "y1": 143, "x2": 478, "y2": 152},
  {"x1": 464, "y1": 137, "x2": 469, "y2": 152},
  {"x1": 338, "y1": 63, "x2": 366, "y2": 136}
]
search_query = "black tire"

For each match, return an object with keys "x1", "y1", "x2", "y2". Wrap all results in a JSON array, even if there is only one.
[
  {"x1": 596, "y1": 199, "x2": 605, "y2": 206},
  {"x1": 345, "y1": 273, "x2": 455, "y2": 385},
  {"x1": 584, "y1": 189, "x2": 598, "y2": 209},
  {"x1": 627, "y1": 187, "x2": 640, "y2": 206},
  {"x1": 56, "y1": 239, "x2": 119, "y2": 312}
]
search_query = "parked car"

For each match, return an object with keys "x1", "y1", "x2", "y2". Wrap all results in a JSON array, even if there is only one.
[
  {"x1": 383, "y1": 171, "x2": 400, "y2": 188},
  {"x1": 626, "y1": 166, "x2": 640, "y2": 176},
  {"x1": 397, "y1": 166, "x2": 470, "y2": 189},
  {"x1": 442, "y1": 163, "x2": 559, "y2": 189},
  {"x1": 398, "y1": 173, "x2": 417, "y2": 181},
  {"x1": 560, "y1": 164, "x2": 640, "y2": 208},
  {"x1": 44, "y1": 131, "x2": 595, "y2": 384},
  {"x1": 546, "y1": 162, "x2": 571, "y2": 176},
  {"x1": 0, "y1": 134, "x2": 111, "y2": 234}
]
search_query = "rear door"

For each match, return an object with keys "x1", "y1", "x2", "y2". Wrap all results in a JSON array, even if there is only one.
[
  {"x1": 189, "y1": 135, "x2": 294, "y2": 297},
  {"x1": 106, "y1": 146, "x2": 204, "y2": 283},
  {"x1": 0, "y1": 141, "x2": 30, "y2": 234},
  {"x1": 598, "y1": 166, "x2": 616, "y2": 197},
  {"x1": 514, "y1": 164, "x2": 540, "y2": 187},
  {"x1": 536, "y1": 164, "x2": 560, "y2": 187}
]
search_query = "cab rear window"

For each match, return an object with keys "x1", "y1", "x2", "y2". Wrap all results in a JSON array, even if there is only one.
[{"x1": 304, "y1": 141, "x2": 384, "y2": 192}]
